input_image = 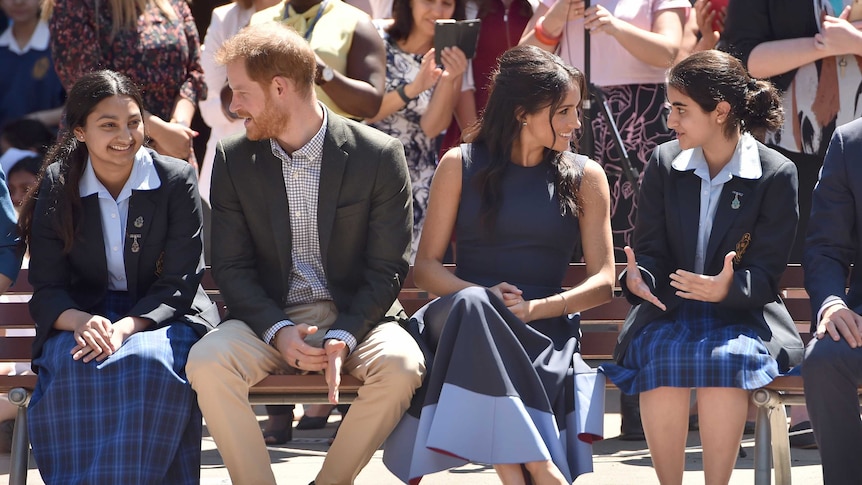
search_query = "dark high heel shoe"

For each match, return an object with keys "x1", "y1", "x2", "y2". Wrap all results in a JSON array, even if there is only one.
[
  {"x1": 789, "y1": 421, "x2": 818, "y2": 449},
  {"x1": 262, "y1": 409, "x2": 294, "y2": 445},
  {"x1": 296, "y1": 415, "x2": 329, "y2": 430},
  {"x1": 263, "y1": 426, "x2": 293, "y2": 445},
  {"x1": 296, "y1": 404, "x2": 337, "y2": 430}
]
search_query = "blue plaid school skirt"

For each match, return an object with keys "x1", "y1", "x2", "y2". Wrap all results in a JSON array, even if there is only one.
[
  {"x1": 28, "y1": 292, "x2": 203, "y2": 484},
  {"x1": 601, "y1": 301, "x2": 779, "y2": 394}
]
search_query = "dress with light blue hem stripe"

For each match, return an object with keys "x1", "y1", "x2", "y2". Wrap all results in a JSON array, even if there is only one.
[{"x1": 383, "y1": 288, "x2": 605, "y2": 484}]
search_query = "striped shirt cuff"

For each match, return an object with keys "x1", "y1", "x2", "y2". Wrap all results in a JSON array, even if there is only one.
[
  {"x1": 264, "y1": 319, "x2": 295, "y2": 346},
  {"x1": 324, "y1": 329, "x2": 357, "y2": 354},
  {"x1": 817, "y1": 296, "x2": 848, "y2": 328},
  {"x1": 618, "y1": 266, "x2": 657, "y2": 291}
]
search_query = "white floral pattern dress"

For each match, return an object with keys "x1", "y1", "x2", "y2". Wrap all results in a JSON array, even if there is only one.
[{"x1": 369, "y1": 33, "x2": 438, "y2": 261}]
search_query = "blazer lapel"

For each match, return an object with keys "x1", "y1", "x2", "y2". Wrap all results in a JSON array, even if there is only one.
[
  {"x1": 317, "y1": 113, "x2": 348, "y2": 270},
  {"x1": 124, "y1": 190, "x2": 157, "y2": 300},
  {"x1": 705, "y1": 178, "x2": 752, "y2": 267},
  {"x1": 675, "y1": 170, "x2": 700, "y2": 268},
  {"x1": 256, "y1": 141, "x2": 293, "y2": 289},
  {"x1": 81, "y1": 195, "x2": 108, "y2": 282}
]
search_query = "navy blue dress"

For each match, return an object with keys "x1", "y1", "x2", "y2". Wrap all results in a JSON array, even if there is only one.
[{"x1": 383, "y1": 143, "x2": 605, "y2": 484}]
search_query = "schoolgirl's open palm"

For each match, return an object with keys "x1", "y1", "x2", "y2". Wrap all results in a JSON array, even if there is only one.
[
  {"x1": 669, "y1": 251, "x2": 736, "y2": 303},
  {"x1": 624, "y1": 245, "x2": 666, "y2": 311}
]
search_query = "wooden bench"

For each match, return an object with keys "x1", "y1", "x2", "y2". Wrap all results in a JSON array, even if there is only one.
[{"x1": 0, "y1": 263, "x2": 841, "y2": 485}]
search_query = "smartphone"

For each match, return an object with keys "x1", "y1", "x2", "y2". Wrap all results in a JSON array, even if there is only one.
[
  {"x1": 707, "y1": 0, "x2": 729, "y2": 32},
  {"x1": 850, "y1": 0, "x2": 862, "y2": 21},
  {"x1": 434, "y1": 19, "x2": 481, "y2": 66}
]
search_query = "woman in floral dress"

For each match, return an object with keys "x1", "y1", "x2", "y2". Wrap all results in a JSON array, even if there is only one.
[
  {"x1": 45, "y1": 0, "x2": 205, "y2": 162},
  {"x1": 368, "y1": 0, "x2": 469, "y2": 260}
]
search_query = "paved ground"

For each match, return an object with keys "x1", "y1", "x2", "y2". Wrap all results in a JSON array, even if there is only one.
[{"x1": 0, "y1": 389, "x2": 824, "y2": 484}]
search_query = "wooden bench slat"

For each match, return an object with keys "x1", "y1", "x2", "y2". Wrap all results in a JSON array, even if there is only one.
[
  {"x1": 252, "y1": 374, "x2": 362, "y2": 394},
  {"x1": 579, "y1": 332, "x2": 619, "y2": 361},
  {"x1": 580, "y1": 298, "x2": 631, "y2": 320},
  {"x1": 783, "y1": 298, "x2": 812, "y2": 321},
  {"x1": 0, "y1": 337, "x2": 34, "y2": 360},
  {"x1": 764, "y1": 375, "x2": 805, "y2": 393},
  {"x1": 0, "y1": 375, "x2": 37, "y2": 393},
  {"x1": 0, "y1": 303, "x2": 34, "y2": 328}
]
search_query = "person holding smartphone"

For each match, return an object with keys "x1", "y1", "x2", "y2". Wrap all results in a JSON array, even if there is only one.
[
  {"x1": 437, "y1": 0, "x2": 535, "y2": 157},
  {"x1": 366, "y1": 0, "x2": 470, "y2": 262},
  {"x1": 721, "y1": 0, "x2": 862, "y2": 263}
]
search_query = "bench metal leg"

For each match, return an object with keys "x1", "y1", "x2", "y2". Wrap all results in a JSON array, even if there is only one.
[
  {"x1": 8, "y1": 387, "x2": 30, "y2": 485},
  {"x1": 752, "y1": 389, "x2": 774, "y2": 485},
  {"x1": 751, "y1": 388, "x2": 795, "y2": 485},
  {"x1": 769, "y1": 400, "x2": 791, "y2": 485}
]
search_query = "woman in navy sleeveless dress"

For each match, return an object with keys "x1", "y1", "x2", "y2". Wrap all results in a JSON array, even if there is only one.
[{"x1": 383, "y1": 45, "x2": 616, "y2": 484}]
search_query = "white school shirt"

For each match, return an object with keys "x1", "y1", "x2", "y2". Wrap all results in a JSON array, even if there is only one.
[
  {"x1": 78, "y1": 147, "x2": 161, "y2": 291},
  {"x1": 670, "y1": 133, "x2": 762, "y2": 274}
]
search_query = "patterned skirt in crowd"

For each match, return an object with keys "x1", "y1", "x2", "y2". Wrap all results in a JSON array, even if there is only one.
[{"x1": 591, "y1": 83, "x2": 675, "y2": 259}]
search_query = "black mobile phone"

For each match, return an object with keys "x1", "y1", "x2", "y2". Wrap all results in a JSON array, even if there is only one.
[{"x1": 434, "y1": 19, "x2": 481, "y2": 66}]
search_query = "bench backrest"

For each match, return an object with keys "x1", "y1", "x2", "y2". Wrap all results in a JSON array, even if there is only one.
[{"x1": 0, "y1": 263, "x2": 813, "y2": 391}]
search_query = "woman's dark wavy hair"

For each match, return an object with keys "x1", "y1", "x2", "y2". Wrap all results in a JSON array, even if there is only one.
[
  {"x1": 18, "y1": 70, "x2": 144, "y2": 253},
  {"x1": 387, "y1": 0, "x2": 467, "y2": 42},
  {"x1": 668, "y1": 50, "x2": 784, "y2": 142},
  {"x1": 467, "y1": 45, "x2": 586, "y2": 231}
]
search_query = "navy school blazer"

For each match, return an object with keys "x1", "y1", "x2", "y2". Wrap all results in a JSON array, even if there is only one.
[
  {"x1": 28, "y1": 150, "x2": 219, "y2": 365},
  {"x1": 615, "y1": 139, "x2": 805, "y2": 372}
]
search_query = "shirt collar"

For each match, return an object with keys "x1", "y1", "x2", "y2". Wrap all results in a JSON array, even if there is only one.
[
  {"x1": 79, "y1": 147, "x2": 162, "y2": 201},
  {"x1": 0, "y1": 20, "x2": 50, "y2": 54},
  {"x1": 269, "y1": 103, "x2": 328, "y2": 162},
  {"x1": 671, "y1": 132, "x2": 762, "y2": 183}
]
